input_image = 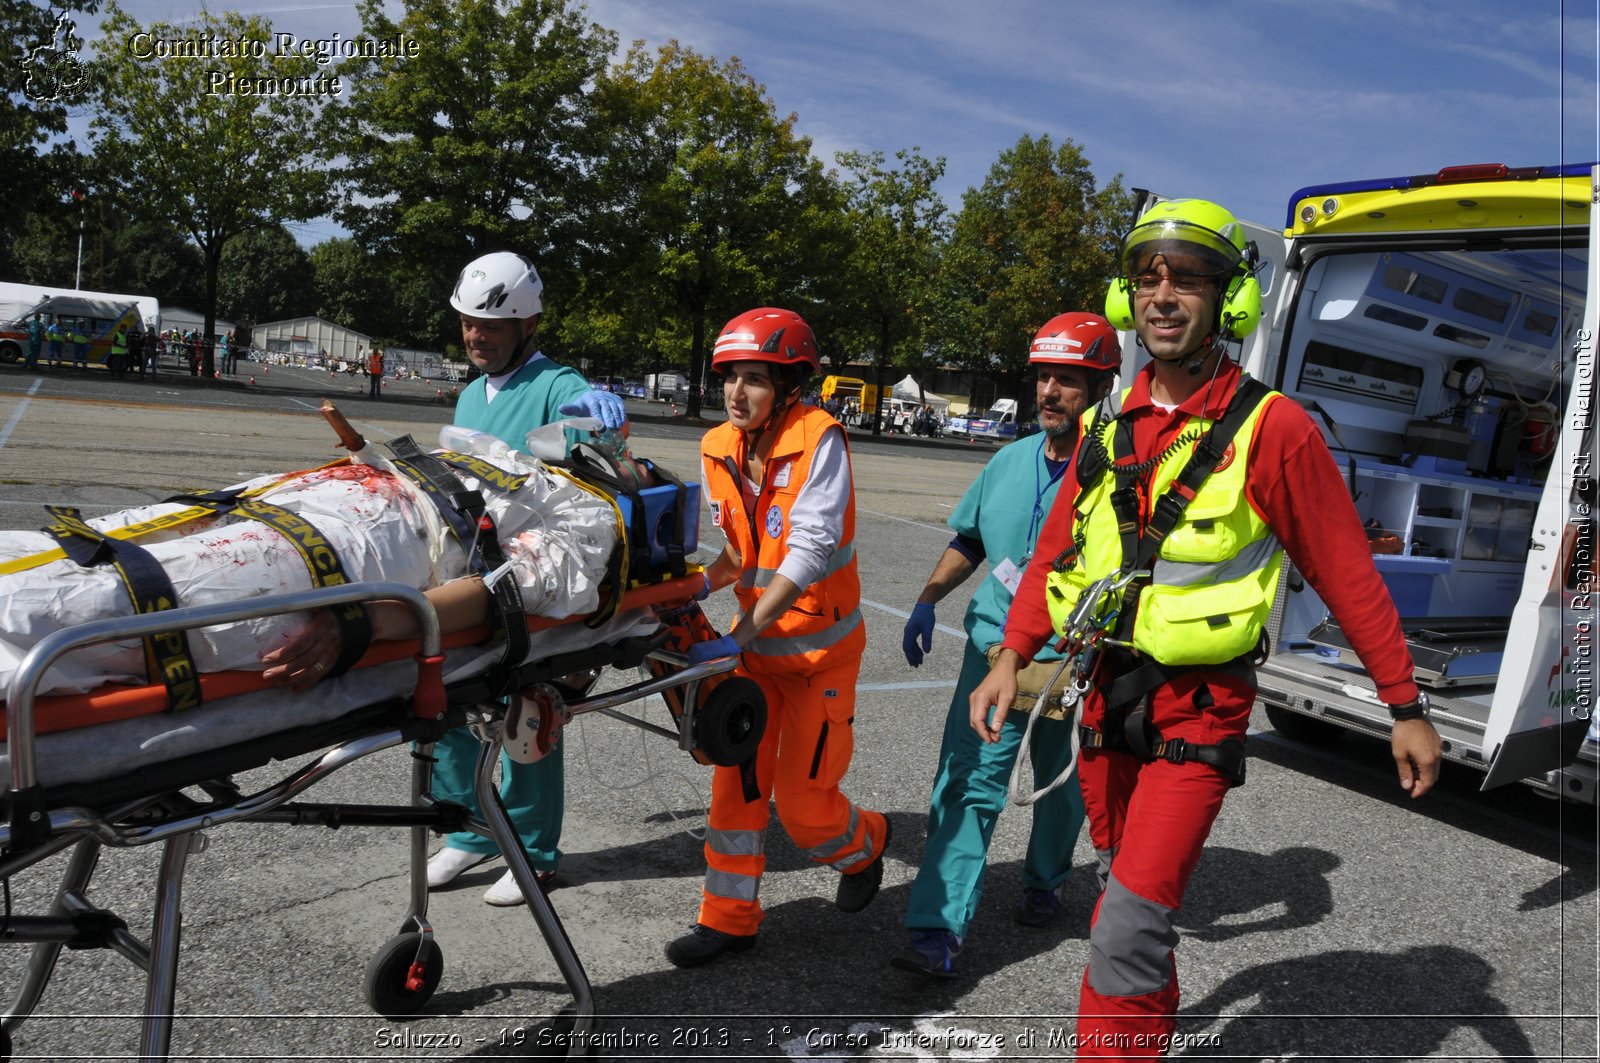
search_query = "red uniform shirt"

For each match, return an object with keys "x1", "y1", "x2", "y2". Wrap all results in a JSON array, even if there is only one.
[{"x1": 1001, "y1": 359, "x2": 1419, "y2": 705}]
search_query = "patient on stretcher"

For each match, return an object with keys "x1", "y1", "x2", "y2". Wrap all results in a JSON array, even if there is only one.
[{"x1": 0, "y1": 422, "x2": 630, "y2": 699}]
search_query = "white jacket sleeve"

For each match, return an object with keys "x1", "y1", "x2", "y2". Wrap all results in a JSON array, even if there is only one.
[{"x1": 775, "y1": 426, "x2": 851, "y2": 590}]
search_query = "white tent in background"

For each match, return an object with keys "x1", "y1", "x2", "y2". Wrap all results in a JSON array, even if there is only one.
[{"x1": 890, "y1": 374, "x2": 952, "y2": 413}]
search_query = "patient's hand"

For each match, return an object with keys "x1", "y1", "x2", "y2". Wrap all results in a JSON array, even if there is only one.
[{"x1": 261, "y1": 608, "x2": 343, "y2": 691}]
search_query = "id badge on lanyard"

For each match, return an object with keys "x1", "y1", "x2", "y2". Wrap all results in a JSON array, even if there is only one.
[{"x1": 991, "y1": 555, "x2": 1024, "y2": 596}]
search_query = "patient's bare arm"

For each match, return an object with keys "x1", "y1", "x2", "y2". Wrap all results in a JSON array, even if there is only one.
[{"x1": 261, "y1": 577, "x2": 491, "y2": 690}]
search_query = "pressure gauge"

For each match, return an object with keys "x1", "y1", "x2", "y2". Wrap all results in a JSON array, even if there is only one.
[{"x1": 1452, "y1": 359, "x2": 1487, "y2": 400}]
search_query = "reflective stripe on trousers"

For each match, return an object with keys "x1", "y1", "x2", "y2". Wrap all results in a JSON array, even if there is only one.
[
  {"x1": 703, "y1": 828, "x2": 765, "y2": 903},
  {"x1": 802, "y1": 800, "x2": 877, "y2": 871}
]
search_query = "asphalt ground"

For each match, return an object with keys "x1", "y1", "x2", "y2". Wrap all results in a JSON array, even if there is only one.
[{"x1": 0, "y1": 361, "x2": 1595, "y2": 1062}]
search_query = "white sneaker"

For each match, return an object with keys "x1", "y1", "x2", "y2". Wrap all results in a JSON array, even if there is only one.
[
  {"x1": 426, "y1": 847, "x2": 494, "y2": 887},
  {"x1": 483, "y1": 868, "x2": 556, "y2": 907}
]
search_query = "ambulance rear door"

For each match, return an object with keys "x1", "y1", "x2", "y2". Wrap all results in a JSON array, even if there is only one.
[{"x1": 1481, "y1": 164, "x2": 1600, "y2": 796}]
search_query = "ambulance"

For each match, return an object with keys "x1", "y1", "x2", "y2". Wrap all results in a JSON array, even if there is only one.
[
  {"x1": 965, "y1": 397, "x2": 1020, "y2": 440},
  {"x1": 1132, "y1": 164, "x2": 1598, "y2": 802},
  {"x1": 0, "y1": 282, "x2": 160, "y2": 367}
]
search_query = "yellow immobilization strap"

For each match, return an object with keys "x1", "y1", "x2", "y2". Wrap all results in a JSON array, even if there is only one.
[{"x1": 41, "y1": 505, "x2": 202, "y2": 712}]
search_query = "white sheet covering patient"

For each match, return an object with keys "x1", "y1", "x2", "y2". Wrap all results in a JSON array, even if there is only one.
[{"x1": 0, "y1": 428, "x2": 618, "y2": 697}]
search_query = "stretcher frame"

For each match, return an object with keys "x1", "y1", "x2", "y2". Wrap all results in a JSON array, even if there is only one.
[{"x1": 0, "y1": 578, "x2": 739, "y2": 1061}]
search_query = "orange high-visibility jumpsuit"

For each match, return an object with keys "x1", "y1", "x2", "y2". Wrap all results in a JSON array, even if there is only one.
[{"x1": 696, "y1": 404, "x2": 887, "y2": 936}]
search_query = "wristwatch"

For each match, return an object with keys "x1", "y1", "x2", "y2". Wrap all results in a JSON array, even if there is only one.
[{"x1": 1388, "y1": 691, "x2": 1431, "y2": 721}]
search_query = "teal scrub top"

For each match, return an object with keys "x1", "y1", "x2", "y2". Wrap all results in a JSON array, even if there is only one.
[
  {"x1": 453, "y1": 353, "x2": 593, "y2": 450},
  {"x1": 949, "y1": 433, "x2": 1071, "y2": 660}
]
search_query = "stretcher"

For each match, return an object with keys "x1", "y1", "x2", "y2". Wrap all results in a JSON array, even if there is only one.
[{"x1": 0, "y1": 574, "x2": 764, "y2": 1061}]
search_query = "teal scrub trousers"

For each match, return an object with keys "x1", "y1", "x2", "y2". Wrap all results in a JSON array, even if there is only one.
[
  {"x1": 429, "y1": 725, "x2": 562, "y2": 871},
  {"x1": 903, "y1": 639, "x2": 1086, "y2": 936}
]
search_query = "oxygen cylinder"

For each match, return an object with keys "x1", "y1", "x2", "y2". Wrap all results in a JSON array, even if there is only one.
[{"x1": 1466, "y1": 399, "x2": 1495, "y2": 474}]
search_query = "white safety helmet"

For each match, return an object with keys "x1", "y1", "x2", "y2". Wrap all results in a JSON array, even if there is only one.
[{"x1": 450, "y1": 251, "x2": 544, "y2": 318}]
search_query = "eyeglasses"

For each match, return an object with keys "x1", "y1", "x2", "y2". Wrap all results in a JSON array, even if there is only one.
[{"x1": 1129, "y1": 269, "x2": 1215, "y2": 296}]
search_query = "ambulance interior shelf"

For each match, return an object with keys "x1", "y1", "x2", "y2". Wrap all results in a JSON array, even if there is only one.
[
  {"x1": 1279, "y1": 460, "x2": 1539, "y2": 686},
  {"x1": 1350, "y1": 460, "x2": 1540, "y2": 572}
]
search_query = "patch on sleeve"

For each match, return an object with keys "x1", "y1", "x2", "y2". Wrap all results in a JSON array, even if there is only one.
[{"x1": 710, "y1": 499, "x2": 722, "y2": 527}]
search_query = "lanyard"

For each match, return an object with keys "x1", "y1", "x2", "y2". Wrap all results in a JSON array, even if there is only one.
[{"x1": 1026, "y1": 435, "x2": 1069, "y2": 551}]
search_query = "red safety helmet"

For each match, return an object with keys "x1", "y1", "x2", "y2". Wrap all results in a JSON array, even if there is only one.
[
  {"x1": 1028, "y1": 312, "x2": 1122, "y2": 372},
  {"x1": 711, "y1": 308, "x2": 821, "y2": 374}
]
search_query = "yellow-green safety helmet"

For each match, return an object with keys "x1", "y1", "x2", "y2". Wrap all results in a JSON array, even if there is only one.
[{"x1": 1104, "y1": 198, "x2": 1262, "y2": 339}]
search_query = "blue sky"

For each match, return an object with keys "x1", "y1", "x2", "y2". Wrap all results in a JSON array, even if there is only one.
[{"x1": 80, "y1": 1, "x2": 1600, "y2": 245}]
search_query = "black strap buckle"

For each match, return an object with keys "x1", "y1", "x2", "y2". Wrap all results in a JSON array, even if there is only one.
[{"x1": 1152, "y1": 736, "x2": 1189, "y2": 764}]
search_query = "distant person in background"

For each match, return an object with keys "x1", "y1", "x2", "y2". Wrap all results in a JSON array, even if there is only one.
[
  {"x1": 129, "y1": 329, "x2": 147, "y2": 381},
  {"x1": 109, "y1": 324, "x2": 130, "y2": 379},
  {"x1": 46, "y1": 318, "x2": 64, "y2": 367},
  {"x1": 70, "y1": 321, "x2": 89, "y2": 369},
  {"x1": 24, "y1": 313, "x2": 44, "y2": 371},
  {"x1": 368, "y1": 347, "x2": 385, "y2": 399}
]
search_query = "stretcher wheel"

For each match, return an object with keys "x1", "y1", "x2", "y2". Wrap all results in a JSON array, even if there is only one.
[
  {"x1": 363, "y1": 932, "x2": 443, "y2": 1018},
  {"x1": 1265, "y1": 704, "x2": 1347, "y2": 746},
  {"x1": 694, "y1": 676, "x2": 767, "y2": 766}
]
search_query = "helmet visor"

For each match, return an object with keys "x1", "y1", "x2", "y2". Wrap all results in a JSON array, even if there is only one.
[{"x1": 1121, "y1": 218, "x2": 1243, "y2": 278}]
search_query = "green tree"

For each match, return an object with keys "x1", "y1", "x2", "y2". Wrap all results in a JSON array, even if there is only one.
[
  {"x1": 310, "y1": 237, "x2": 390, "y2": 337},
  {"x1": 90, "y1": 2, "x2": 330, "y2": 372},
  {"x1": 327, "y1": 0, "x2": 616, "y2": 352},
  {"x1": 577, "y1": 40, "x2": 836, "y2": 417},
  {"x1": 217, "y1": 224, "x2": 316, "y2": 325},
  {"x1": 936, "y1": 134, "x2": 1132, "y2": 417},
  {"x1": 784, "y1": 177, "x2": 857, "y2": 377},
  {"x1": 109, "y1": 221, "x2": 206, "y2": 310},
  {"x1": 8, "y1": 206, "x2": 83, "y2": 288},
  {"x1": 1, "y1": 1, "x2": 99, "y2": 276},
  {"x1": 831, "y1": 148, "x2": 948, "y2": 435},
  {"x1": 7, "y1": 210, "x2": 205, "y2": 308}
]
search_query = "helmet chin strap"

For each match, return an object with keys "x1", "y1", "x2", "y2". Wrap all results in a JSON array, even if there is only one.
[{"x1": 498, "y1": 330, "x2": 537, "y2": 376}]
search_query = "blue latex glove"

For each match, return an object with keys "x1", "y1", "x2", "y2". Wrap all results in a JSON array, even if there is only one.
[
  {"x1": 902, "y1": 602, "x2": 936, "y2": 667},
  {"x1": 687, "y1": 634, "x2": 741, "y2": 666},
  {"x1": 559, "y1": 389, "x2": 627, "y2": 430},
  {"x1": 693, "y1": 572, "x2": 713, "y2": 601}
]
